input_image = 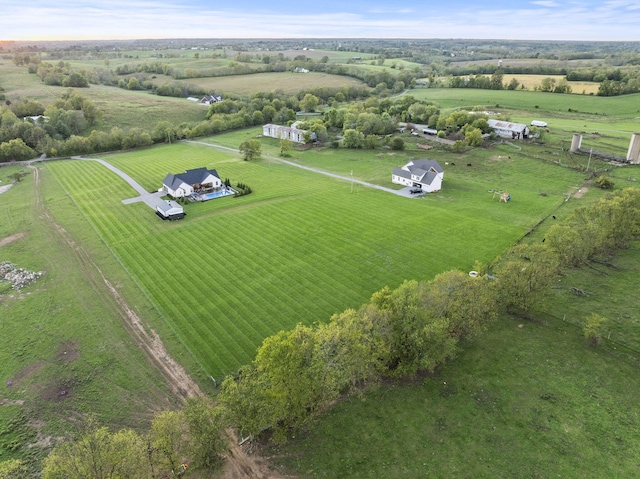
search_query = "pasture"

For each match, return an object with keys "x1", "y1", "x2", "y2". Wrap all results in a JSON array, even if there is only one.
[
  {"x1": 44, "y1": 137, "x2": 585, "y2": 380},
  {"x1": 0, "y1": 165, "x2": 175, "y2": 468},
  {"x1": 407, "y1": 88, "x2": 640, "y2": 157},
  {"x1": 273, "y1": 310, "x2": 640, "y2": 478}
]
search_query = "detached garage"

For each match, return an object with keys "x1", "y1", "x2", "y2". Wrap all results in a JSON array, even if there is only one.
[{"x1": 156, "y1": 200, "x2": 185, "y2": 221}]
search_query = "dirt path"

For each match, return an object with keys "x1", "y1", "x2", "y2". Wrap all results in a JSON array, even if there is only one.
[
  {"x1": 31, "y1": 164, "x2": 201, "y2": 399},
  {"x1": 185, "y1": 139, "x2": 416, "y2": 198},
  {"x1": 573, "y1": 180, "x2": 592, "y2": 198},
  {"x1": 0, "y1": 231, "x2": 27, "y2": 248},
  {"x1": 30, "y1": 165, "x2": 281, "y2": 478}
]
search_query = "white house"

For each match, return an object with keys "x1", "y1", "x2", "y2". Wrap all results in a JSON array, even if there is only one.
[
  {"x1": 156, "y1": 200, "x2": 185, "y2": 220},
  {"x1": 293, "y1": 67, "x2": 309, "y2": 73},
  {"x1": 162, "y1": 167, "x2": 222, "y2": 198},
  {"x1": 488, "y1": 119, "x2": 530, "y2": 140},
  {"x1": 392, "y1": 159, "x2": 444, "y2": 192},
  {"x1": 262, "y1": 124, "x2": 307, "y2": 144},
  {"x1": 200, "y1": 95, "x2": 223, "y2": 105}
]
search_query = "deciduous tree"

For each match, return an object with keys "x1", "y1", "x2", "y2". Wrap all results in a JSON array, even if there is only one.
[{"x1": 239, "y1": 139, "x2": 261, "y2": 161}]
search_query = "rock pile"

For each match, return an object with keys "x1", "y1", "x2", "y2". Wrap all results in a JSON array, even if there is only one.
[{"x1": 0, "y1": 261, "x2": 44, "y2": 290}]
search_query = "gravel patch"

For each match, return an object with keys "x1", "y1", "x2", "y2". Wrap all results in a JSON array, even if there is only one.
[{"x1": 0, "y1": 261, "x2": 44, "y2": 290}]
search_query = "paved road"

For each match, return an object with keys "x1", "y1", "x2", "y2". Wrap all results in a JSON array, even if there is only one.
[
  {"x1": 185, "y1": 140, "x2": 418, "y2": 198},
  {"x1": 73, "y1": 156, "x2": 165, "y2": 209}
]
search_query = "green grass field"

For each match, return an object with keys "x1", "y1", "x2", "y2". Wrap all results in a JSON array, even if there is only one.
[
  {"x1": 0, "y1": 165, "x2": 176, "y2": 469},
  {"x1": 42, "y1": 135, "x2": 586, "y2": 381},
  {"x1": 271, "y1": 312, "x2": 640, "y2": 478},
  {"x1": 4, "y1": 68, "x2": 640, "y2": 477},
  {"x1": 404, "y1": 88, "x2": 640, "y2": 156},
  {"x1": 172, "y1": 71, "x2": 365, "y2": 97}
]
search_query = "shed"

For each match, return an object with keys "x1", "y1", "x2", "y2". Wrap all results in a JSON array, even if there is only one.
[
  {"x1": 531, "y1": 120, "x2": 548, "y2": 127},
  {"x1": 156, "y1": 200, "x2": 185, "y2": 220}
]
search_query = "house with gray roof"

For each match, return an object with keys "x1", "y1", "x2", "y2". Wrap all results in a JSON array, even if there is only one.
[
  {"x1": 162, "y1": 167, "x2": 222, "y2": 198},
  {"x1": 392, "y1": 159, "x2": 444, "y2": 193}
]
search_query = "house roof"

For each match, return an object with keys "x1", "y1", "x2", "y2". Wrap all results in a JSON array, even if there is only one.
[
  {"x1": 263, "y1": 124, "x2": 307, "y2": 136},
  {"x1": 394, "y1": 158, "x2": 443, "y2": 185},
  {"x1": 487, "y1": 119, "x2": 528, "y2": 132},
  {"x1": 163, "y1": 168, "x2": 220, "y2": 189},
  {"x1": 176, "y1": 167, "x2": 220, "y2": 185},
  {"x1": 408, "y1": 159, "x2": 444, "y2": 174},
  {"x1": 156, "y1": 200, "x2": 183, "y2": 213}
]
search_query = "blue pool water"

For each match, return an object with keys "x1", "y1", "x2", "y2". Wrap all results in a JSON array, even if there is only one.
[{"x1": 199, "y1": 189, "x2": 233, "y2": 200}]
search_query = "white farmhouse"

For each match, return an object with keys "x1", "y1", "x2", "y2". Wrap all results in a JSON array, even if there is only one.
[
  {"x1": 488, "y1": 119, "x2": 530, "y2": 140},
  {"x1": 162, "y1": 167, "x2": 222, "y2": 198},
  {"x1": 392, "y1": 158, "x2": 444, "y2": 193},
  {"x1": 263, "y1": 124, "x2": 307, "y2": 144}
]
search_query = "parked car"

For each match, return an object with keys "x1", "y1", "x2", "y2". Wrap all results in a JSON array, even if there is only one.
[{"x1": 410, "y1": 187, "x2": 423, "y2": 194}]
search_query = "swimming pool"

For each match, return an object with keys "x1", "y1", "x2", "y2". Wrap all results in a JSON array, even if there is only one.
[{"x1": 198, "y1": 189, "x2": 234, "y2": 201}]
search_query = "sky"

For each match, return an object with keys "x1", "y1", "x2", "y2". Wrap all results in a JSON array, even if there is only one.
[{"x1": 2, "y1": 0, "x2": 640, "y2": 42}]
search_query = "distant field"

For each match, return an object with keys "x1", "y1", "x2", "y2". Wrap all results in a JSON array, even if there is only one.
[
  {"x1": 499, "y1": 74, "x2": 600, "y2": 95},
  {"x1": 175, "y1": 71, "x2": 365, "y2": 96},
  {"x1": 409, "y1": 87, "x2": 640, "y2": 117},
  {"x1": 449, "y1": 57, "x2": 607, "y2": 69},
  {"x1": 45, "y1": 136, "x2": 585, "y2": 379}
]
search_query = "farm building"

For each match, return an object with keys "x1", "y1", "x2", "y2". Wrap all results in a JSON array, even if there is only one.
[
  {"x1": 392, "y1": 158, "x2": 444, "y2": 193},
  {"x1": 262, "y1": 124, "x2": 308, "y2": 144},
  {"x1": 162, "y1": 167, "x2": 222, "y2": 198},
  {"x1": 531, "y1": 120, "x2": 548, "y2": 127},
  {"x1": 293, "y1": 67, "x2": 309, "y2": 73},
  {"x1": 156, "y1": 200, "x2": 185, "y2": 220},
  {"x1": 488, "y1": 119, "x2": 530, "y2": 140}
]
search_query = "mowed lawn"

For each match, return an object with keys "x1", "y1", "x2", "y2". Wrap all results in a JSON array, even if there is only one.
[{"x1": 45, "y1": 140, "x2": 585, "y2": 379}]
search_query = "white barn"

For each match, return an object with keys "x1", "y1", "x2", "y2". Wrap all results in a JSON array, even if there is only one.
[
  {"x1": 262, "y1": 124, "x2": 307, "y2": 144},
  {"x1": 488, "y1": 119, "x2": 530, "y2": 140},
  {"x1": 392, "y1": 159, "x2": 444, "y2": 193},
  {"x1": 162, "y1": 167, "x2": 222, "y2": 198}
]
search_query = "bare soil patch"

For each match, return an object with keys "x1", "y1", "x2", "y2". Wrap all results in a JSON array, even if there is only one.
[
  {"x1": 38, "y1": 377, "x2": 75, "y2": 403},
  {"x1": 56, "y1": 340, "x2": 79, "y2": 363},
  {"x1": 573, "y1": 180, "x2": 592, "y2": 198},
  {"x1": 221, "y1": 429, "x2": 287, "y2": 479},
  {"x1": 10, "y1": 360, "x2": 45, "y2": 384},
  {"x1": 0, "y1": 231, "x2": 27, "y2": 248}
]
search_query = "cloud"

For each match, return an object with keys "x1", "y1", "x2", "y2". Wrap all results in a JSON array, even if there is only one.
[
  {"x1": 2, "y1": 0, "x2": 640, "y2": 40},
  {"x1": 530, "y1": 1, "x2": 560, "y2": 7}
]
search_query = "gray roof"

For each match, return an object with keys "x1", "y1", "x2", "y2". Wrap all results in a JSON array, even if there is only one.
[
  {"x1": 156, "y1": 200, "x2": 183, "y2": 213},
  {"x1": 393, "y1": 167, "x2": 411, "y2": 180},
  {"x1": 163, "y1": 168, "x2": 220, "y2": 189},
  {"x1": 394, "y1": 158, "x2": 443, "y2": 185},
  {"x1": 487, "y1": 119, "x2": 528, "y2": 132},
  {"x1": 410, "y1": 159, "x2": 443, "y2": 174}
]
